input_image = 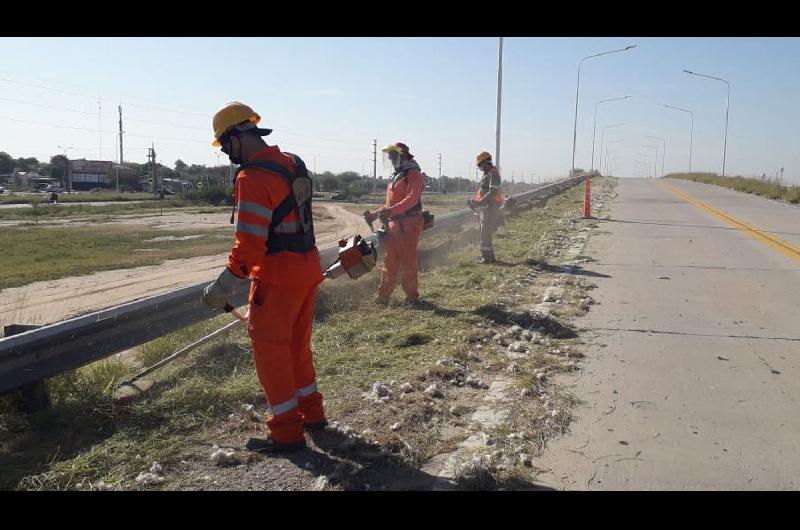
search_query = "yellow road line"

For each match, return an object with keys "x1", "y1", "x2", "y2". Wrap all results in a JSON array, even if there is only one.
[{"x1": 654, "y1": 181, "x2": 800, "y2": 262}]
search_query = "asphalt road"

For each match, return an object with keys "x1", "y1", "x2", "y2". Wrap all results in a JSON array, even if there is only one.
[{"x1": 538, "y1": 177, "x2": 800, "y2": 490}]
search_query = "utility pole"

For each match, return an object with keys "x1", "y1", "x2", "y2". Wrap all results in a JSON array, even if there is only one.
[
  {"x1": 780, "y1": 166, "x2": 784, "y2": 185},
  {"x1": 118, "y1": 105, "x2": 124, "y2": 164},
  {"x1": 148, "y1": 143, "x2": 158, "y2": 196},
  {"x1": 438, "y1": 153, "x2": 442, "y2": 193},
  {"x1": 495, "y1": 36, "x2": 503, "y2": 173},
  {"x1": 98, "y1": 97, "x2": 102, "y2": 160},
  {"x1": 372, "y1": 139, "x2": 377, "y2": 194},
  {"x1": 147, "y1": 145, "x2": 153, "y2": 194}
]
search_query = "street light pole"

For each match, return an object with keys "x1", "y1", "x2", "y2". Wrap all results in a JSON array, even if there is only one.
[
  {"x1": 599, "y1": 123, "x2": 626, "y2": 175},
  {"x1": 662, "y1": 105, "x2": 694, "y2": 172},
  {"x1": 496, "y1": 37, "x2": 503, "y2": 173},
  {"x1": 646, "y1": 136, "x2": 665, "y2": 177},
  {"x1": 683, "y1": 69, "x2": 731, "y2": 176},
  {"x1": 592, "y1": 95, "x2": 630, "y2": 172},
  {"x1": 636, "y1": 154, "x2": 653, "y2": 178},
  {"x1": 641, "y1": 144, "x2": 658, "y2": 178},
  {"x1": 57, "y1": 145, "x2": 73, "y2": 192},
  {"x1": 571, "y1": 45, "x2": 637, "y2": 176}
]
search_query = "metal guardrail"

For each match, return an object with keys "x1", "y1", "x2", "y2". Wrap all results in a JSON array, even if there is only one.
[{"x1": 0, "y1": 176, "x2": 584, "y2": 395}]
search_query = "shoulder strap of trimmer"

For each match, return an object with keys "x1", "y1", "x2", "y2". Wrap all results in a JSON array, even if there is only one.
[{"x1": 237, "y1": 154, "x2": 314, "y2": 233}]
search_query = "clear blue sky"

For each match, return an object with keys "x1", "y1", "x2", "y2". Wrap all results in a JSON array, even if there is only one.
[{"x1": 1, "y1": 37, "x2": 798, "y2": 183}]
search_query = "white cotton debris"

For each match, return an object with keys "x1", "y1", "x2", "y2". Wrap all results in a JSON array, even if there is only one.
[
  {"x1": 390, "y1": 422, "x2": 401, "y2": 431},
  {"x1": 210, "y1": 445, "x2": 238, "y2": 466},
  {"x1": 424, "y1": 383, "x2": 444, "y2": 398},
  {"x1": 507, "y1": 363, "x2": 523, "y2": 374},
  {"x1": 135, "y1": 472, "x2": 165, "y2": 486},
  {"x1": 520, "y1": 388, "x2": 532, "y2": 397},
  {"x1": 149, "y1": 462, "x2": 163, "y2": 475},
  {"x1": 520, "y1": 453, "x2": 533, "y2": 467},
  {"x1": 363, "y1": 382, "x2": 393, "y2": 404},
  {"x1": 401, "y1": 383, "x2": 414, "y2": 393},
  {"x1": 241, "y1": 403, "x2": 264, "y2": 421},
  {"x1": 312, "y1": 475, "x2": 330, "y2": 491},
  {"x1": 536, "y1": 372, "x2": 546, "y2": 381},
  {"x1": 91, "y1": 481, "x2": 115, "y2": 491}
]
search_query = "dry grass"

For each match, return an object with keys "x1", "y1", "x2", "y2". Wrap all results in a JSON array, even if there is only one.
[
  {"x1": 667, "y1": 172, "x2": 800, "y2": 203},
  {"x1": 0, "y1": 179, "x2": 597, "y2": 490}
]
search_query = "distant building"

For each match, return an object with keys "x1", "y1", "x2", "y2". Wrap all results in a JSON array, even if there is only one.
[
  {"x1": 162, "y1": 178, "x2": 194, "y2": 193},
  {"x1": 14, "y1": 171, "x2": 57, "y2": 189},
  {"x1": 67, "y1": 159, "x2": 114, "y2": 190}
]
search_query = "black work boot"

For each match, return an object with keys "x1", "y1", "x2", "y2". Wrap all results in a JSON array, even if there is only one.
[
  {"x1": 303, "y1": 419, "x2": 329, "y2": 432},
  {"x1": 246, "y1": 437, "x2": 306, "y2": 453}
]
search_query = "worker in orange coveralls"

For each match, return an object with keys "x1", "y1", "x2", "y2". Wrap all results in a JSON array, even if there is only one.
[
  {"x1": 201, "y1": 102, "x2": 327, "y2": 453},
  {"x1": 365, "y1": 142, "x2": 425, "y2": 305}
]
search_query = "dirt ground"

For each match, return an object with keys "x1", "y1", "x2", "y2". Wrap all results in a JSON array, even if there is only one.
[{"x1": 0, "y1": 203, "x2": 366, "y2": 329}]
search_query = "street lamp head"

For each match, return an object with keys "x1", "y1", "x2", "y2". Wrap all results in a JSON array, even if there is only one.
[
  {"x1": 625, "y1": 45, "x2": 637, "y2": 50},
  {"x1": 683, "y1": 69, "x2": 694, "y2": 75}
]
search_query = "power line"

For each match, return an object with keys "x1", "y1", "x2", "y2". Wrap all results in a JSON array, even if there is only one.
[
  {"x1": 1, "y1": 73, "x2": 372, "y2": 150},
  {"x1": 0, "y1": 115, "x2": 99, "y2": 132}
]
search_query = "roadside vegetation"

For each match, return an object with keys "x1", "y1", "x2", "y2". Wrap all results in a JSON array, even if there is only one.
[
  {"x1": 0, "y1": 225, "x2": 232, "y2": 290},
  {"x1": 667, "y1": 172, "x2": 800, "y2": 203},
  {"x1": 0, "y1": 179, "x2": 605, "y2": 491}
]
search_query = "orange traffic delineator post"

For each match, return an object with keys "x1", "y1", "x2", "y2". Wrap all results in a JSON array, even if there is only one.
[{"x1": 583, "y1": 175, "x2": 594, "y2": 219}]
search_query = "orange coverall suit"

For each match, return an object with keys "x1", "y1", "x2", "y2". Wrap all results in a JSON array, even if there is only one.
[
  {"x1": 377, "y1": 163, "x2": 425, "y2": 301},
  {"x1": 228, "y1": 145, "x2": 325, "y2": 444}
]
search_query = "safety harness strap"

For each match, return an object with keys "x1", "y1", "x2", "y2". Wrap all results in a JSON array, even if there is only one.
[{"x1": 236, "y1": 154, "x2": 316, "y2": 255}]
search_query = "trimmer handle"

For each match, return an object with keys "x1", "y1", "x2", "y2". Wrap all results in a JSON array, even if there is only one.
[{"x1": 224, "y1": 303, "x2": 248, "y2": 321}]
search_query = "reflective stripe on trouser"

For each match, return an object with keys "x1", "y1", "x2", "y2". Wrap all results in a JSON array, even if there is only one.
[
  {"x1": 378, "y1": 218, "x2": 422, "y2": 301},
  {"x1": 479, "y1": 207, "x2": 499, "y2": 258},
  {"x1": 247, "y1": 278, "x2": 325, "y2": 443}
]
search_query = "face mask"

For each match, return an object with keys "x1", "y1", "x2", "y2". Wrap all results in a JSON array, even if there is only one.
[{"x1": 222, "y1": 137, "x2": 244, "y2": 165}]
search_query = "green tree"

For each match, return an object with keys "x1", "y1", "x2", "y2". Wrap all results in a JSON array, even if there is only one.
[
  {"x1": 15, "y1": 157, "x2": 39, "y2": 172},
  {"x1": 0, "y1": 152, "x2": 14, "y2": 174},
  {"x1": 50, "y1": 155, "x2": 68, "y2": 179},
  {"x1": 174, "y1": 159, "x2": 188, "y2": 176}
]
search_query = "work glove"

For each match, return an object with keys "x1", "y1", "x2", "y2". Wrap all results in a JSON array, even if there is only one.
[
  {"x1": 364, "y1": 210, "x2": 378, "y2": 225},
  {"x1": 377, "y1": 207, "x2": 390, "y2": 223},
  {"x1": 202, "y1": 267, "x2": 247, "y2": 310},
  {"x1": 467, "y1": 199, "x2": 478, "y2": 210}
]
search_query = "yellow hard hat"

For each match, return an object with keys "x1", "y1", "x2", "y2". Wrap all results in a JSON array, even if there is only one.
[
  {"x1": 211, "y1": 102, "x2": 271, "y2": 146},
  {"x1": 476, "y1": 151, "x2": 492, "y2": 165},
  {"x1": 382, "y1": 143, "x2": 403, "y2": 155}
]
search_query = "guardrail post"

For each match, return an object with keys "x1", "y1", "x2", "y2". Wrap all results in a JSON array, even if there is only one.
[{"x1": 2, "y1": 325, "x2": 50, "y2": 413}]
